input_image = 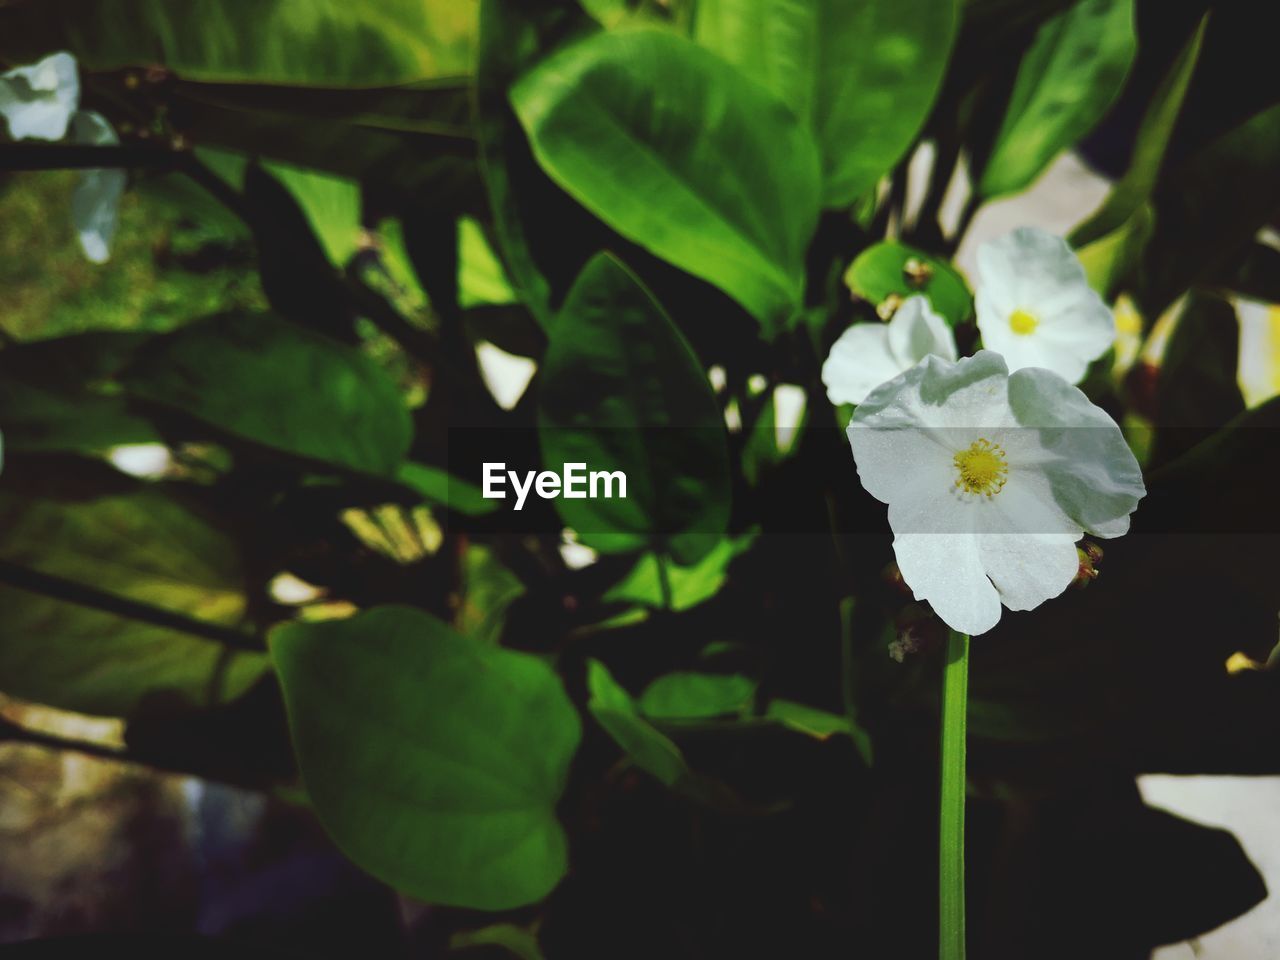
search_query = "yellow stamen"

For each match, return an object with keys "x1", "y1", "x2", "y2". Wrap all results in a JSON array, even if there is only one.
[
  {"x1": 1009, "y1": 308, "x2": 1039, "y2": 336},
  {"x1": 953, "y1": 438, "x2": 1008, "y2": 497}
]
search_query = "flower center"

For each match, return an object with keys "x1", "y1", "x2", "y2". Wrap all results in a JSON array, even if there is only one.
[
  {"x1": 953, "y1": 439, "x2": 1008, "y2": 497},
  {"x1": 1009, "y1": 308, "x2": 1039, "y2": 336}
]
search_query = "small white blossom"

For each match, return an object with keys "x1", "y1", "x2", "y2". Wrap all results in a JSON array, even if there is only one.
[
  {"x1": 69, "y1": 110, "x2": 125, "y2": 263},
  {"x1": 846, "y1": 350, "x2": 1144, "y2": 636},
  {"x1": 975, "y1": 227, "x2": 1115, "y2": 384},
  {"x1": 0, "y1": 51, "x2": 79, "y2": 141},
  {"x1": 822, "y1": 295, "x2": 957, "y2": 406}
]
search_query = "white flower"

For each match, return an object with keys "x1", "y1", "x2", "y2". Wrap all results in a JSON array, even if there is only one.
[
  {"x1": 975, "y1": 227, "x2": 1115, "y2": 385},
  {"x1": 0, "y1": 51, "x2": 79, "y2": 141},
  {"x1": 822, "y1": 295, "x2": 957, "y2": 406},
  {"x1": 68, "y1": 110, "x2": 125, "y2": 263},
  {"x1": 846, "y1": 349, "x2": 1144, "y2": 636}
]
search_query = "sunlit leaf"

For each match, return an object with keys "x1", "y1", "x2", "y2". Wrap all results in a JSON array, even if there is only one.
[
  {"x1": 0, "y1": 475, "x2": 265, "y2": 717},
  {"x1": 0, "y1": 0, "x2": 478, "y2": 87},
  {"x1": 694, "y1": 0, "x2": 958, "y2": 207},
  {"x1": 511, "y1": 28, "x2": 821, "y2": 333},
  {"x1": 979, "y1": 0, "x2": 1136, "y2": 198}
]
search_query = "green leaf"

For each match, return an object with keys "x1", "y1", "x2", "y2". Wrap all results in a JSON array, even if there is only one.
[
  {"x1": 262, "y1": 162, "x2": 362, "y2": 268},
  {"x1": 511, "y1": 28, "x2": 821, "y2": 333},
  {"x1": 843, "y1": 241, "x2": 973, "y2": 325},
  {"x1": 458, "y1": 216, "x2": 517, "y2": 308},
  {"x1": 0, "y1": 381, "x2": 158, "y2": 456},
  {"x1": 120, "y1": 312, "x2": 411, "y2": 476},
  {"x1": 455, "y1": 544, "x2": 525, "y2": 646},
  {"x1": 638, "y1": 672, "x2": 756, "y2": 720},
  {"x1": 979, "y1": 0, "x2": 1136, "y2": 198},
  {"x1": 585, "y1": 659, "x2": 687, "y2": 787},
  {"x1": 1070, "y1": 15, "x2": 1207, "y2": 248},
  {"x1": 0, "y1": 480, "x2": 266, "y2": 717},
  {"x1": 694, "y1": 0, "x2": 958, "y2": 207},
  {"x1": 396, "y1": 462, "x2": 499, "y2": 516},
  {"x1": 1139, "y1": 102, "x2": 1280, "y2": 317},
  {"x1": 538, "y1": 254, "x2": 731, "y2": 564},
  {"x1": 764, "y1": 699, "x2": 856, "y2": 740},
  {"x1": 0, "y1": 332, "x2": 157, "y2": 456},
  {"x1": 270, "y1": 606, "x2": 581, "y2": 910},
  {"x1": 0, "y1": 0, "x2": 477, "y2": 86},
  {"x1": 602, "y1": 532, "x2": 756, "y2": 611},
  {"x1": 1075, "y1": 203, "x2": 1154, "y2": 300}
]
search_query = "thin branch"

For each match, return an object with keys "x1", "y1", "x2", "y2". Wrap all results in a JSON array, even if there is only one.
[
  {"x1": 0, "y1": 560, "x2": 264, "y2": 652},
  {"x1": 0, "y1": 715, "x2": 281, "y2": 790}
]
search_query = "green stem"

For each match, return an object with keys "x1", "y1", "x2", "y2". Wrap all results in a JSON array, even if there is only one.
[
  {"x1": 655, "y1": 551, "x2": 674, "y2": 612},
  {"x1": 940, "y1": 629, "x2": 969, "y2": 960},
  {"x1": 0, "y1": 559, "x2": 262, "y2": 652}
]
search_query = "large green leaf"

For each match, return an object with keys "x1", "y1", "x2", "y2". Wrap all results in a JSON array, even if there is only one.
[
  {"x1": 979, "y1": 0, "x2": 1136, "y2": 198},
  {"x1": 511, "y1": 27, "x2": 821, "y2": 333},
  {"x1": 0, "y1": 477, "x2": 265, "y2": 717},
  {"x1": 538, "y1": 254, "x2": 731, "y2": 564},
  {"x1": 0, "y1": 0, "x2": 477, "y2": 86},
  {"x1": 270, "y1": 606, "x2": 581, "y2": 910},
  {"x1": 694, "y1": 0, "x2": 957, "y2": 207},
  {"x1": 120, "y1": 312, "x2": 412, "y2": 476}
]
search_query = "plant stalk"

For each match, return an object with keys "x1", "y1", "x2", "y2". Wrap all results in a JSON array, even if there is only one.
[{"x1": 939, "y1": 629, "x2": 969, "y2": 960}]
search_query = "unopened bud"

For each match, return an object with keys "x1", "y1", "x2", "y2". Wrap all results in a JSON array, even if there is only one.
[
  {"x1": 902, "y1": 258, "x2": 933, "y2": 288},
  {"x1": 1072, "y1": 541, "x2": 1104, "y2": 588},
  {"x1": 889, "y1": 603, "x2": 944, "y2": 662}
]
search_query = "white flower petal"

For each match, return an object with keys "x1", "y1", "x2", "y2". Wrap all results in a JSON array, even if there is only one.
[
  {"x1": 846, "y1": 348, "x2": 1144, "y2": 636},
  {"x1": 978, "y1": 532, "x2": 1079, "y2": 612},
  {"x1": 977, "y1": 226, "x2": 1088, "y2": 303},
  {"x1": 975, "y1": 226, "x2": 1116, "y2": 384},
  {"x1": 894, "y1": 532, "x2": 1003, "y2": 636},
  {"x1": 886, "y1": 295, "x2": 957, "y2": 367},
  {"x1": 69, "y1": 110, "x2": 125, "y2": 264},
  {"x1": 1006, "y1": 367, "x2": 1146, "y2": 537},
  {"x1": 0, "y1": 52, "x2": 79, "y2": 141},
  {"x1": 822, "y1": 323, "x2": 902, "y2": 406}
]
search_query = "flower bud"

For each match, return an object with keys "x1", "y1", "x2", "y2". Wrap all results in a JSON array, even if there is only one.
[
  {"x1": 889, "y1": 603, "x2": 945, "y2": 662},
  {"x1": 1072, "y1": 541, "x2": 1104, "y2": 588}
]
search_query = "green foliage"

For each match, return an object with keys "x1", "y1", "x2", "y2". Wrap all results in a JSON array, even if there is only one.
[
  {"x1": 270, "y1": 607, "x2": 581, "y2": 910},
  {"x1": 844, "y1": 240, "x2": 973, "y2": 325},
  {"x1": 586, "y1": 658, "x2": 688, "y2": 787},
  {"x1": 0, "y1": 0, "x2": 477, "y2": 86},
  {"x1": 0, "y1": 475, "x2": 265, "y2": 717},
  {"x1": 511, "y1": 28, "x2": 821, "y2": 333},
  {"x1": 638, "y1": 671, "x2": 756, "y2": 719},
  {"x1": 2, "y1": 0, "x2": 1277, "y2": 950},
  {"x1": 120, "y1": 312, "x2": 412, "y2": 476},
  {"x1": 694, "y1": 0, "x2": 958, "y2": 207},
  {"x1": 538, "y1": 254, "x2": 730, "y2": 564},
  {"x1": 980, "y1": 0, "x2": 1136, "y2": 198}
]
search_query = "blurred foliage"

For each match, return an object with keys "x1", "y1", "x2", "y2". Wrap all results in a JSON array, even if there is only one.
[{"x1": 2, "y1": 0, "x2": 1279, "y2": 956}]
